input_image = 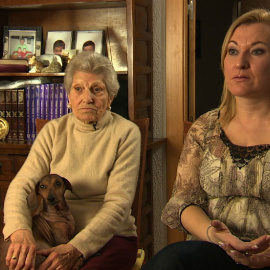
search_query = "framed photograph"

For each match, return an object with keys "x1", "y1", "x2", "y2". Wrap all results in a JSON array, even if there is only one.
[
  {"x1": 75, "y1": 30, "x2": 105, "y2": 54},
  {"x1": 3, "y1": 26, "x2": 42, "y2": 60},
  {"x1": 45, "y1": 31, "x2": 72, "y2": 56}
]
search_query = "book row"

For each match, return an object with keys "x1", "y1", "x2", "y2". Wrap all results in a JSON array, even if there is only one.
[{"x1": 0, "y1": 83, "x2": 71, "y2": 142}]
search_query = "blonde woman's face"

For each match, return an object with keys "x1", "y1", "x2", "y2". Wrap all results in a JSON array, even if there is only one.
[
  {"x1": 224, "y1": 23, "x2": 270, "y2": 99},
  {"x1": 68, "y1": 71, "x2": 113, "y2": 123}
]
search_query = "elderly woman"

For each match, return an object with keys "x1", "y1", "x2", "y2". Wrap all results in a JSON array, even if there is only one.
[
  {"x1": 3, "y1": 52, "x2": 141, "y2": 270},
  {"x1": 142, "y1": 8, "x2": 270, "y2": 270}
]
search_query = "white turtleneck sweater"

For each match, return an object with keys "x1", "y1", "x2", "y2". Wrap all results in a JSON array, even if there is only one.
[{"x1": 3, "y1": 111, "x2": 141, "y2": 258}]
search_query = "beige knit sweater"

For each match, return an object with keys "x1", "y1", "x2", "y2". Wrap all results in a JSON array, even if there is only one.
[{"x1": 3, "y1": 111, "x2": 141, "y2": 258}]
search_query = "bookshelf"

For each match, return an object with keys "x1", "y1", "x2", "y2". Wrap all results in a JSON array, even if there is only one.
[{"x1": 0, "y1": 0, "x2": 158, "y2": 259}]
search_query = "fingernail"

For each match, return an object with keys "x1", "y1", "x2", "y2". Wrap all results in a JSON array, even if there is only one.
[
  {"x1": 230, "y1": 250, "x2": 236, "y2": 254},
  {"x1": 251, "y1": 245, "x2": 258, "y2": 249},
  {"x1": 218, "y1": 242, "x2": 225, "y2": 248}
]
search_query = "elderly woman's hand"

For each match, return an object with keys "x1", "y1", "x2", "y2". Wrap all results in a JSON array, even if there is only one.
[
  {"x1": 219, "y1": 234, "x2": 270, "y2": 268},
  {"x1": 37, "y1": 244, "x2": 84, "y2": 270},
  {"x1": 6, "y1": 229, "x2": 37, "y2": 270}
]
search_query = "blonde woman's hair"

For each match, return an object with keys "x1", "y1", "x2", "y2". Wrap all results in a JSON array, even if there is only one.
[{"x1": 219, "y1": 8, "x2": 270, "y2": 126}]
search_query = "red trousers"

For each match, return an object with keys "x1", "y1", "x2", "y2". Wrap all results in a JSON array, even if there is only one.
[{"x1": 80, "y1": 235, "x2": 138, "y2": 270}]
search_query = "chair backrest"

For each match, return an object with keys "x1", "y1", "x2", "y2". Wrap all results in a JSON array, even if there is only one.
[
  {"x1": 131, "y1": 118, "x2": 149, "y2": 246},
  {"x1": 36, "y1": 118, "x2": 150, "y2": 246},
  {"x1": 36, "y1": 118, "x2": 50, "y2": 135},
  {"x1": 184, "y1": 121, "x2": 192, "y2": 139}
]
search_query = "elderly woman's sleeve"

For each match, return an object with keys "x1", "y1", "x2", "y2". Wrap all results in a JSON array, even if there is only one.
[{"x1": 161, "y1": 119, "x2": 208, "y2": 231}]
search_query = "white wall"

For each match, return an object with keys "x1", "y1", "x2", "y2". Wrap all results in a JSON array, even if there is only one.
[{"x1": 152, "y1": 0, "x2": 167, "y2": 254}]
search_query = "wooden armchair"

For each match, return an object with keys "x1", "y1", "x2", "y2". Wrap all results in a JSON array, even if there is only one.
[{"x1": 36, "y1": 118, "x2": 149, "y2": 269}]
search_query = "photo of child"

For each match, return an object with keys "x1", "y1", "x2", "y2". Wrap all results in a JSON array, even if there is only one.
[
  {"x1": 9, "y1": 35, "x2": 34, "y2": 60},
  {"x1": 45, "y1": 31, "x2": 72, "y2": 55},
  {"x1": 75, "y1": 30, "x2": 104, "y2": 54}
]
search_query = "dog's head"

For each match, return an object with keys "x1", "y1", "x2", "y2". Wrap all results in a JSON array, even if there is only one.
[{"x1": 35, "y1": 174, "x2": 72, "y2": 206}]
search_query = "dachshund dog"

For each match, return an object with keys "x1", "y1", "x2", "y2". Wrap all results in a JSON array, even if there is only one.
[
  {"x1": 30, "y1": 174, "x2": 76, "y2": 266},
  {"x1": 31, "y1": 174, "x2": 75, "y2": 246},
  {"x1": 2, "y1": 174, "x2": 78, "y2": 268}
]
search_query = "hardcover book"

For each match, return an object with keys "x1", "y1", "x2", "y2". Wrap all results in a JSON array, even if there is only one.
[
  {"x1": 44, "y1": 84, "x2": 50, "y2": 120},
  {"x1": 25, "y1": 85, "x2": 31, "y2": 141},
  {"x1": 34, "y1": 84, "x2": 41, "y2": 120},
  {"x1": 0, "y1": 89, "x2": 5, "y2": 118},
  {"x1": 40, "y1": 84, "x2": 45, "y2": 119},
  {"x1": 30, "y1": 85, "x2": 36, "y2": 141},
  {"x1": 54, "y1": 83, "x2": 59, "y2": 119},
  {"x1": 18, "y1": 88, "x2": 26, "y2": 142},
  {"x1": 11, "y1": 89, "x2": 18, "y2": 141},
  {"x1": 49, "y1": 83, "x2": 55, "y2": 120},
  {"x1": 5, "y1": 89, "x2": 12, "y2": 141},
  {"x1": 58, "y1": 83, "x2": 64, "y2": 117}
]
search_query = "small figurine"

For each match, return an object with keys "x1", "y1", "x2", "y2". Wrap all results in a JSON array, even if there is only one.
[
  {"x1": 41, "y1": 56, "x2": 62, "y2": 73},
  {"x1": 28, "y1": 56, "x2": 44, "y2": 73}
]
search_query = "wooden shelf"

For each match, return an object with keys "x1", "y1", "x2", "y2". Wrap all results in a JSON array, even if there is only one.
[
  {"x1": 0, "y1": 0, "x2": 126, "y2": 10},
  {"x1": 0, "y1": 72, "x2": 65, "y2": 77},
  {"x1": 0, "y1": 71, "x2": 127, "y2": 77},
  {"x1": 0, "y1": 141, "x2": 32, "y2": 155}
]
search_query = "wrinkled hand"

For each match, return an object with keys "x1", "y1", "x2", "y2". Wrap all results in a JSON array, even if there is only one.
[
  {"x1": 37, "y1": 244, "x2": 84, "y2": 270},
  {"x1": 6, "y1": 229, "x2": 37, "y2": 270},
  {"x1": 219, "y1": 235, "x2": 270, "y2": 268}
]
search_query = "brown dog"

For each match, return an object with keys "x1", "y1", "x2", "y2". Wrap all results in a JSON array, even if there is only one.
[
  {"x1": 30, "y1": 174, "x2": 76, "y2": 266},
  {"x1": 32, "y1": 174, "x2": 75, "y2": 246},
  {"x1": 1, "y1": 174, "x2": 77, "y2": 268}
]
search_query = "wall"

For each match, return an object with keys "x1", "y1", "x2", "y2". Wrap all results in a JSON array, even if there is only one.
[{"x1": 152, "y1": 0, "x2": 167, "y2": 253}]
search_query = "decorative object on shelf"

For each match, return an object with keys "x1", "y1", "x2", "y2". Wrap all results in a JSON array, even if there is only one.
[
  {"x1": 41, "y1": 56, "x2": 62, "y2": 73},
  {"x1": 38, "y1": 54, "x2": 62, "y2": 67},
  {"x1": 28, "y1": 56, "x2": 44, "y2": 73},
  {"x1": 0, "y1": 59, "x2": 28, "y2": 73},
  {"x1": 45, "y1": 31, "x2": 73, "y2": 56},
  {"x1": 61, "y1": 49, "x2": 77, "y2": 71},
  {"x1": 75, "y1": 30, "x2": 105, "y2": 54},
  {"x1": 0, "y1": 117, "x2": 9, "y2": 140},
  {"x1": 2, "y1": 26, "x2": 42, "y2": 60},
  {"x1": 105, "y1": 27, "x2": 127, "y2": 73}
]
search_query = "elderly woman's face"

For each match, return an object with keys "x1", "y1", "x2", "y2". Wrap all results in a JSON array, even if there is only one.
[
  {"x1": 224, "y1": 23, "x2": 270, "y2": 99},
  {"x1": 68, "y1": 71, "x2": 113, "y2": 123}
]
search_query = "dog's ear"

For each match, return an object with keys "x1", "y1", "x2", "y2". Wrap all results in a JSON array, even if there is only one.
[
  {"x1": 62, "y1": 177, "x2": 72, "y2": 192},
  {"x1": 35, "y1": 181, "x2": 40, "y2": 194}
]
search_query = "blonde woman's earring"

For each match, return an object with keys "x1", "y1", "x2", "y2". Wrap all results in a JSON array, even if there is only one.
[{"x1": 68, "y1": 104, "x2": 72, "y2": 109}]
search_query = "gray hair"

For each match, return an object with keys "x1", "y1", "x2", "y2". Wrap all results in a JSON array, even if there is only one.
[{"x1": 64, "y1": 52, "x2": 119, "y2": 98}]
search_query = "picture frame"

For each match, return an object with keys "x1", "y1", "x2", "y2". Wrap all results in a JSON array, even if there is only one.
[
  {"x1": 45, "y1": 31, "x2": 73, "y2": 56},
  {"x1": 75, "y1": 30, "x2": 105, "y2": 54},
  {"x1": 3, "y1": 26, "x2": 42, "y2": 60}
]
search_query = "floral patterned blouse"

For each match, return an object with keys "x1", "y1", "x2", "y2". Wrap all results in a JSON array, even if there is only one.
[{"x1": 161, "y1": 109, "x2": 270, "y2": 240}]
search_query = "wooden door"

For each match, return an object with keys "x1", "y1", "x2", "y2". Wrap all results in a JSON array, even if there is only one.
[{"x1": 166, "y1": 0, "x2": 196, "y2": 245}]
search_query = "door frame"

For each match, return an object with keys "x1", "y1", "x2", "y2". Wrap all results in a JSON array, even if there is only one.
[{"x1": 166, "y1": 0, "x2": 195, "y2": 244}]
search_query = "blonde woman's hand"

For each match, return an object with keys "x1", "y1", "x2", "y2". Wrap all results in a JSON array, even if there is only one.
[
  {"x1": 219, "y1": 235, "x2": 270, "y2": 268},
  {"x1": 209, "y1": 220, "x2": 261, "y2": 252}
]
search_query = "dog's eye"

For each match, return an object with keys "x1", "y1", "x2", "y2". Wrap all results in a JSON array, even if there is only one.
[
  {"x1": 55, "y1": 181, "x2": 62, "y2": 187},
  {"x1": 40, "y1": 184, "x2": 46, "y2": 189}
]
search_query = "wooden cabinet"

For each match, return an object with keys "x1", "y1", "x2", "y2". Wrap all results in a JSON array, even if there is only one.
[{"x1": 0, "y1": 0, "x2": 157, "y2": 259}]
